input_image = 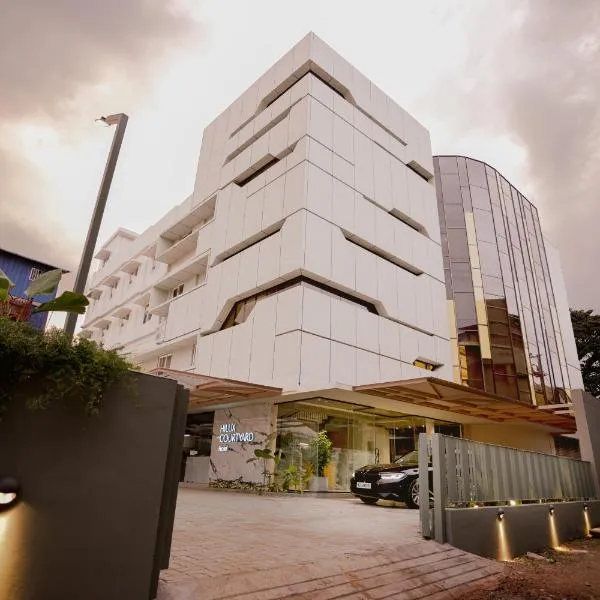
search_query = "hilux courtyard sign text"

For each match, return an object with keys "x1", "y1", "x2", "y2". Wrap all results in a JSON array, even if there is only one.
[{"x1": 218, "y1": 423, "x2": 254, "y2": 452}]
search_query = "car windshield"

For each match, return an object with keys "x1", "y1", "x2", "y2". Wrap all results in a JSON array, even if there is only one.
[{"x1": 393, "y1": 450, "x2": 419, "y2": 466}]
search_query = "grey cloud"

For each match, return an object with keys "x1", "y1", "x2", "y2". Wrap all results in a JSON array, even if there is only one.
[
  {"x1": 429, "y1": 0, "x2": 600, "y2": 310},
  {"x1": 0, "y1": 0, "x2": 197, "y2": 267}
]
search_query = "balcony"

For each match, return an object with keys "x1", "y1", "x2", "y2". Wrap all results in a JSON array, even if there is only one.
[
  {"x1": 156, "y1": 229, "x2": 200, "y2": 265},
  {"x1": 113, "y1": 306, "x2": 132, "y2": 319},
  {"x1": 155, "y1": 252, "x2": 209, "y2": 292},
  {"x1": 121, "y1": 259, "x2": 141, "y2": 275},
  {"x1": 159, "y1": 195, "x2": 216, "y2": 243}
]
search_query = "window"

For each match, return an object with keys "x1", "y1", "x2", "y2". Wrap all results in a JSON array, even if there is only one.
[
  {"x1": 29, "y1": 267, "x2": 42, "y2": 281},
  {"x1": 158, "y1": 354, "x2": 172, "y2": 369},
  {"x1": 143, "y1": 305, "x2": 152, "y2": 324},
  {"x1": 171, "y1": 283, "x2": 184, "y2": 299},
  {"x1": 190, "y1": 343, "x2": 197, "y2": 366}
]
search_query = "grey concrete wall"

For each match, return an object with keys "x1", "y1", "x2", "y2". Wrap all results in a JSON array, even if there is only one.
[
  {"x1": 0, "y1": 372, "x2": 188, "y2": 600},
  {"x1": 573, "y1": 389, "x2": 600, "y2": 494},
  {"x1": 446, "y1": 501, "x2": 600, "y2": 559},
  {"x1": 209, "y1": 401, "x2": 277, "y2": 484}
]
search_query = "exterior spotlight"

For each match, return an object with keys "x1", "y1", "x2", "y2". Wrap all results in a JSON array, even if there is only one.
[
  {"x1": 0, "y1": 476, "x2": 20, "y2": 510},
  {"x1": 497, "y1": 508, "x2": 505, "y2": 521},
  {"x1": 584, "y1": 503, "x2": 589, "y2": 511},
  {"x1": 549, "y1": 505, "x2": 555, "y2": 516}
]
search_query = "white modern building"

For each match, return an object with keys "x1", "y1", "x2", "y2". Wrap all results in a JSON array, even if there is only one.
[{"x1": 82, "y1": 34, "x2": 582, "y2": 489}]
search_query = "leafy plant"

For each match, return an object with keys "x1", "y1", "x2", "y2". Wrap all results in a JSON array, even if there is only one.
[
  {"x1": 0, "y1": 267, "x2": 89, "y2": 315},
  {"x1": 308, "y1": 430, "x2": 333, "y2": 477},
  {"x1": 0, "y1": 317, "x2": 133, "y2": 418},
  {"x1": 571, "y1": 308, "x2": 600, "y2": 398}
]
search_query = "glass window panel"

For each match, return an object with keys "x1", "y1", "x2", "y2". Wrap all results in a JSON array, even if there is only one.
[
  {"x1": 455, "y1": 292, "x2": 477, "y2": 326},
  {"x1": 444, "y1": 268, "x2": 452, "y2": 298},
  {"x1": 441, "y1": 233, "x2": 449, "y2": 256},
  {"x1": 447, "y1": 228, "x2": 470, "y2": 262},
  {"x1": 451, "y1": 263, "x2": 474, "y2": 292},
  {"x1": 491, "y1": 202, "x2": 506, "y2": 236},
  {"x1": 494, "y1": 373, "x2": 519, "y2": 399},
  {"x1": 489, "y1": 322, "x2": 510, "y2": 337},
  {"x1": 487, "y1": 170, "x2": 501, "y2": 205},
  {"x1": 499, "y1": 252, "x2": 513, "y2": 283},
  {"x1": 470, "y1": 186, "x2": 492, "y2": 211},
  {"x1": 457, "y1": 157, "x2": 470, "y2": 187},
  {"x1": 487, "y1": 305, "x2": 509, "y2": 324},
  {"x1": 506, "y1": 286, "x2": 518, "y2": 314},
  {"x1": 482, "y1": 275, "x2": 505, "y2": 298},
  {"x1": 473, "y1": 208, "x2": 497, "y2": 243},
  {"x1": 458, "y1": 326, "x2": 479, "y2": 345},
  {"x1": 441, "y1": 174, "x2": 461, "y2": 204},
  {"x1": 461, "y1": 187, "x2": 472, "y2": 211},
  {"x1": 466, "y1": 159, "x2": 488, "y2": 188},
  {"x1": 483, "y1": 360, "x2": 495, "y2": 392},
  {"x1": 478, "y1": 241, "x2": 501, "y2": 276},
  {"x1": 444, "y1": 203, "x2": 467, "y2": 228},
  {"x1": 437, "y1": 156, "x2": 458, "y2": 174}
]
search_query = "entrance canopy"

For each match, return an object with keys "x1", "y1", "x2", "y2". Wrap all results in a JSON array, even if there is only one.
[
  {"x1": 149, "y1": 368, "x2": 282, "y2": 409},
  {"x1": 354, "y1": 377, "x2": 576, "y2": 433}
]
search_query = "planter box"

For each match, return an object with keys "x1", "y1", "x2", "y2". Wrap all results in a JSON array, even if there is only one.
[{"x1": 0, "y1": 372, "x2": 188, "y2": 600}]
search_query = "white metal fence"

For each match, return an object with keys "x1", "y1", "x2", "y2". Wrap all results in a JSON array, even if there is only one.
[{"x1": 419, "y1": 433, "x2": 598, "y2": 542}]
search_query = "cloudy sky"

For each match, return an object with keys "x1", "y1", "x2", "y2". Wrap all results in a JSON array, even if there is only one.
[{"x1": 1, "y1": 0, "x2": 598, "y2": 311}]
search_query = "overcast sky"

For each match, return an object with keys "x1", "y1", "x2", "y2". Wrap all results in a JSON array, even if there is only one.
[{"x1": 1, "y1": 0, "x2": 598, "y2": 312}]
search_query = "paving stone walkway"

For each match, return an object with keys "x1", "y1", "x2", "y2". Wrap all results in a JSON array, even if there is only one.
[{"x1": 158, "y1": 488, "x2": 503, "y2": 599}]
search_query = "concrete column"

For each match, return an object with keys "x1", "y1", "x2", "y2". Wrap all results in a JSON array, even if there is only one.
[
  {"x1": 572, "y1": 389, "x2": 600, "y2": 496},
  {"x1": 425, "y1": 420, "x2": 436, "y2": 438}
]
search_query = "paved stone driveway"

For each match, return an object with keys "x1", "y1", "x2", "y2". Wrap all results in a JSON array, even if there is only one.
[{"x1": 158, "y1": 488, "x2": 503, "y2": 600}]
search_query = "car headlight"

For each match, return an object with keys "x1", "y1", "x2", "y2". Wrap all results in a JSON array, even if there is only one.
[{"x1": 379, "y1": 472, "x2": 407, "y2": 481}]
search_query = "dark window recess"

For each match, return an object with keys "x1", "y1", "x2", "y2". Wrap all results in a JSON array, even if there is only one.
[
  {"x1": 234, "y1": 156, "x2": 280, "y2": 187},
  {"x1": 344, "y1": 235, "x2": 423, "y2": 275},
  {"x1": 213, "y1": 224, "x2": 283, "y2": 266},
  {"x1": 220, "y1": 276, "x2": 378, "y2": 331},
  {"x1": 224, "y1": 105, "x2": 294, "y2": 164},
  {"x1": 406, "y1": 160, "x2": 432, "y2": 182},
  {"x1": 234, "y1": 144, "x2": 296, "y2": 187},
  {"x1": 265, "y1": 69, "x2": 346, "y2": 110},
  {"x1": 389, "y1": 208, "x2": 423, "y2": 233}
]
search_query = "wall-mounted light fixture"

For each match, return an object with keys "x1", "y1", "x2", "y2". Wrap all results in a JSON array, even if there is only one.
[
  {"x1": 0, "y1": 476, "x2": 20, "y2": 510},
  {"x1": 497, "y1": 508, "x2": 505, "y2": 521},
  {"x1": 549, "y1": 505, "x2": 555, "y2": 516}
]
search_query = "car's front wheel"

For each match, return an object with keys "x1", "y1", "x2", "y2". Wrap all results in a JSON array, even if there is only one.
[
  {"x1": 359, "y1": 496, "x2": 379, "y2": 505},
  {"x1": 406, "y1": 479, "x2": 420, "y2": 509}
]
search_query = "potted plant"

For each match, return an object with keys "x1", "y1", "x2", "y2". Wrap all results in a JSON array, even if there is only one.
[{"x1": 308, "y1": 431, "x2": 332, "y2": 492}]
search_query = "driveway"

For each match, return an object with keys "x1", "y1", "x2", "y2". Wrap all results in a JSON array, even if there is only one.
[{"x1": 158, "y1": 488, "x2": 502, "y2": 600}]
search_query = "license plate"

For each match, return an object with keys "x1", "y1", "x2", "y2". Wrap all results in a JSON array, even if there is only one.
[{"x1": 356, "y1": 482, "x2": 371, "y2": 489}]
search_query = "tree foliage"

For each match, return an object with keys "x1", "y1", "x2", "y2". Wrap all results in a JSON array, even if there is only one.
[
  {"x1": 0, "y1": 267, "x2": 89, "y2": 314},
  {"x1": 570, "y1": 309, "x2": 600, "y2": 398},
  {"x1": 0, "y1": 317, "x2": 133, "y2": 418}
]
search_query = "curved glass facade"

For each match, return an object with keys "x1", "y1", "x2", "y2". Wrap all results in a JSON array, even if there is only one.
[{"x1": 434, "y1": 156, "x2": 572, "y2": 405}]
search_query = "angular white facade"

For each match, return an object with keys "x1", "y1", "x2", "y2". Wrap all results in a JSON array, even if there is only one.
[{"x1": 82, "y1": 33, "x2": 451, "y2": 392}]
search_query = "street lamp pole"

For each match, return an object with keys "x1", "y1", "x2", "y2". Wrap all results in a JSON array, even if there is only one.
[{"x1": 64, "y1": 113, "x2": 129, "y2": 338}]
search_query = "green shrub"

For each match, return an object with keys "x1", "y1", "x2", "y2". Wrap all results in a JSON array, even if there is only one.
[{"x1": 0, "y1": 317, "x2": 133, "y2": 418}]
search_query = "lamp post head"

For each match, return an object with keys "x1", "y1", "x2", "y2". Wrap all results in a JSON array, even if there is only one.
[{"x1": 96, "y1": 113, "x2": 127, "y2": 127}]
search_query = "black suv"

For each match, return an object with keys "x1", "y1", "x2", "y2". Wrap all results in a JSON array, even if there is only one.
[{"x1": 350, "y1": 450, "x2": 431, "y2": 508}]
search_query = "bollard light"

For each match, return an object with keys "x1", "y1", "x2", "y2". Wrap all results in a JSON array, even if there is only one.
[
  {"x1": 497, "y1": 508, "x2": 505, "y2": 521},
  {"x1": 0, "y1": 476, "x2": 20, "y2": 510},
  {"x1": 549, "y1": 505, "x2": 555, "y2": 516}
]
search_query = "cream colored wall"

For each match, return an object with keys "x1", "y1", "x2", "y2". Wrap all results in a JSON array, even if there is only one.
[{"x1": 463, "y1": 424, "x2": 556, "y2": 455}]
